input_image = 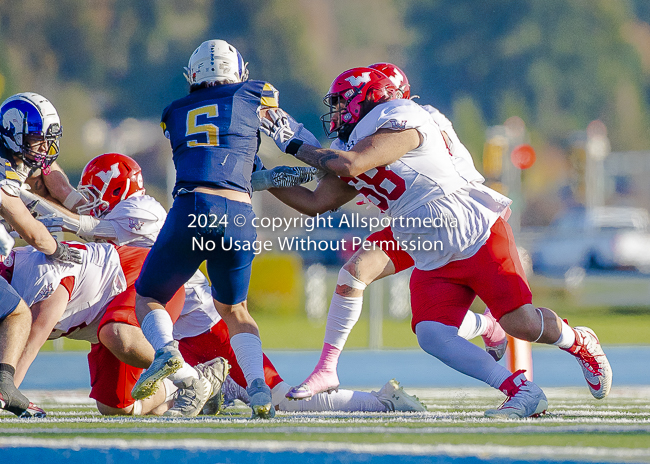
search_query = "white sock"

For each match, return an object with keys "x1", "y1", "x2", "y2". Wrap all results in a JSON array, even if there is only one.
[
  {"x1": 162, "y1": 378, "x2": 178, "y2": 402},
  {"x1": 168, "y1": 362, "x2": 199, "y2": 384},
  {"x1": 457, "y1": 311, "x2": 488, "y2": 340},
  {"x1": 553, "y1": 320, "x2": 576, "y2": 348},
  {"x1": 140, "y1": 309, "x2": 174, "y2": 351},
  {"x1": 272, "y1": 381, "x2": 386, "y2": 412},
  {"x1": 130, "y1": 400, "x2": 143, "y2": 416},
  {"x1": 230, "y1": 332, "x2": 265, "y2": 386},
  {"x1": 323, "y1": 293, "x2": 364, "y2": 349}
]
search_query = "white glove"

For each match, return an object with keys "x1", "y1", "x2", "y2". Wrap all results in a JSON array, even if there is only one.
[
  {"x1": 251, "y1": 166, "x2": 319, "y2": 191},
  {"x1": 261, "y1": 108, "x2": 321, "y2": 154},
  {"x1": 0, "y1": 224, "x2": 15, "y2": 257}
]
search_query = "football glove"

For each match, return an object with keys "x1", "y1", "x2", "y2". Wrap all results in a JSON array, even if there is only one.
[
  {"x1": 48, "y1": 239, "x2": 83, "y2": 265},
  {"x1": 261, "y1": 109, "x2": 321, "y2": 154},
  {"x1": 38, "y1": 215, "x2": 64, "y2": 233},
  {"x1": 0, "y1": 224, "x2": 15, "y2": 257},
  {"x1": 251, "y1": 166, "x2": 319, "y2": 191}
]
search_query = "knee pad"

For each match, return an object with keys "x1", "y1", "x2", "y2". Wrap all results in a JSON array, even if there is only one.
[{"x1": 337, "y1": 268, "x2": 367, "y2": 290}]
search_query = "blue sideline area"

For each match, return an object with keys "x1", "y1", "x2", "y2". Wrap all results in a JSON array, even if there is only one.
[
  {"x1": 0, "y1": 447, "x2": 628, "y2": 464},
  {"x1": 20, "y1": 346, "x2": 650, "y2": 390}
]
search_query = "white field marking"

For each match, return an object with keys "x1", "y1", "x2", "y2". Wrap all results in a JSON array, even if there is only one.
[
  {"x1": 1, "y1": 437, "x2": 649, "y2": 462},
  {"x1": 1, "y1": 425, "x2": 649, "y2": 435}
]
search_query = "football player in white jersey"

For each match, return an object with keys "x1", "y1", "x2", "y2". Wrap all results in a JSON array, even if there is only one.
[
  {"x1": 270, "y1": 64, "x2": 509, "y2": 402},
  {"x1": 262, "y1": 67, "x2": 612, "y2": 418},
  {"x1": 0, "y1": 92, "x2": 83, "y2": 418},
  {"x1": 8, "y1": 242, "x2": 424, "y2": 416},
  {"x1": 22, "y1": 153, "x2": 424, "y2": 415}
]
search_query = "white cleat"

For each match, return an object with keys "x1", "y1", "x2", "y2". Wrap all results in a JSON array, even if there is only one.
[
  {"x1": 195, "y1": 357, "x2": 230, "y2": 415},
  {"x1": 485, "y1": 370, "x2": 548, "y2": 419},
  {"x1": 132, "y1": 341, "x2": 183, "y2": 400},
  {"x1": 164, "y1": 373, "x2": 212, "y2": 417},
  {"x1": 563, "y1": 326, "x2": 613, "y2": 399},
  {"x1": 372, "y1": 379, "x2": 427, "y2": 412}
]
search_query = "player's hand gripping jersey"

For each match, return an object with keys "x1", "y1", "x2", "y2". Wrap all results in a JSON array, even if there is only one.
[
  {"x1": 161, "y1": 81, "x2": 279, "y2": 197},
  {"x1": 9, "y1": 242, "x2": 126, "y2": 342},
  {"x1": 338, "y1": 99, "x2": 512, "y2": 270}
]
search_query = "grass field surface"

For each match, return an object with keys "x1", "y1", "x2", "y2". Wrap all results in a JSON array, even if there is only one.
[{"x1": 1, "y1": 386, "x2": 648, "y2": 463}]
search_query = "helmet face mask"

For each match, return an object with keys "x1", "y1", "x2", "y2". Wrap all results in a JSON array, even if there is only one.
[
  {"x1": 0, "y1": 92, "x2": 62, "y2": 173},
  {"x1": 77, "y1": 153, "x2": 145, "y2": 218},
  {"x1": 185, "y1": 39, "x2": 249, "y2": 88},
  {"x1": 320, "y1": 67, "x2": 397, "y2": 140}
]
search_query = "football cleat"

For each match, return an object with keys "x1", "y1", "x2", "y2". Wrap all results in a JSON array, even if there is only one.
[
  {"x1": 485, "y1": 370, "x2": 548, "y2": 419},
  {"x1": 285, "y1": 369, "x2": 339, "y2": 400},
  {"x1": 247, "y1": 378, "x2": 275, "y2": 419},
  {"x1": 131, "y1": 341, "x2": 183, "y2": 400},
  {"x1": 372, "y1": 379, "x2": 427, "y2": 412},
  {"x1": 218, "y1": 375, "x2": 250, "y2": 409},
  {"x1": 482, "y1": 308, "x2": 508, "y2": 361},
  {"x1": 194, "y1": 357, "x2": 230, "y2": 416},
  {"x1": 0, "y1": 372, "x2": 37, "y2": 418},
  {"x1": 163, "y1": 373, "x2": 212, "y2": 417},
  {"x1": 562, "y1": 326, "x2": 612, "y2": 399},
  {"x1": 19, "y1": 403, "x2": 47, "y2": 419}
]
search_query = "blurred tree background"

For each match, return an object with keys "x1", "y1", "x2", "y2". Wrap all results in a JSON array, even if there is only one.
[{"x1": 2, "y1": 0, "x2": 650, "y2": 225}]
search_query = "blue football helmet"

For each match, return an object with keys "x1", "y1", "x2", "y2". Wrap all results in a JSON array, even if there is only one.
[{"x1": 0, "y1": 92, "x2": 62, "y2": 172}]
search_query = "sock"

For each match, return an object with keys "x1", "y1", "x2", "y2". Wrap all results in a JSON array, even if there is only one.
[
  {"x1": 162, "y1": 378, "x2": 178, "y2": 402},
  {"x1": 0, "y1": 363, "x2": 16, "y2": 377},
  {"x1": 230, "y1": 332, "x2": 265, "y2": 387},
  {"x1": 415, "y1": 321, "x2": 503, "y2": 385},
  {"x1": 168, "y1": 362, "x2": 199, "y2": 384},
  {"x1": 323, "y1": 293, "x2": 363, "y2": 349},
  {"x1": 140, "y1": 309, "x2": 174, "y2": 351},
  {"x1": 457, "y1": 311, "x2": 488, "y2": 340},
  {"x1": 130, "y1": 400, "x2": 143, "y2": 416},
  {"x1": 553, "y1": 320, "x2": 576, "y2": 349},
  {"x1": 314, "y1": 343, "x2": 341, "y2": 374},
  {"x1": 272, "y1": 381, "x2": 386, "y2": 412},
  {"x1": 485, "y1": 363, "x2": 515, "y2": 390}
]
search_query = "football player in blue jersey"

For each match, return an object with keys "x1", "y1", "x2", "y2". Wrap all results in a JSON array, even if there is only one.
[
  {"x1": 132, "y1": 39, "x2": 322, "y2": 419},
  {"x1": 0, "y1": 92, "x2": 83, "y2": 418}
]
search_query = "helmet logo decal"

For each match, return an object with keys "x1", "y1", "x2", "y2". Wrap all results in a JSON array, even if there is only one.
[
  {"x1": 387, "y1": 72, "x2": 403, "y2": 88},
  {"x1": 96, "y1": 163, "x2": 121, "y2": 186},
  {"x1": 2, "y1": 108, "x2": 25, "y2": 150},
  {"x1": 345, "y1": 72, "x2": 371, "y2": 87}
]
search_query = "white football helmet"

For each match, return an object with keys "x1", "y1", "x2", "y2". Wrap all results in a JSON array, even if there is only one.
[
  {"x1": 184, "y1": 39, "x2": 249, "y2": 86},
  {"x1": 0, "y1": 92, "x2": 62, "y2": 171}
]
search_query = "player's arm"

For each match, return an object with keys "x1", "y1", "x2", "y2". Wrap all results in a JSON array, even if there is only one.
[
  {"x1": 26, "y1": 161, "x2": 87, "y2": 212},
  {"x1": 268, "y1": 173, "x2": 358, "y2": 216},
  {"x1": 0, "y1": 190, "x2": 57, "y2": 255},
  {"x1": 294, "y1": 128, "x2": 421, "y2": 177},
  {"x1": 14, "y1": 285, "x2": 69, "y2": 386},
  {"x1": 262, "y1": 109, "x2": 421, "y2": 177},
  {"x1": 19, "y1": 188, "x2": 119, "y2": 242}
]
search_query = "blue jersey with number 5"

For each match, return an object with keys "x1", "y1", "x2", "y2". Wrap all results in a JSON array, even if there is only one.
[{"x1": 161, "y1": 80, "x2": 279, "y2": 196}]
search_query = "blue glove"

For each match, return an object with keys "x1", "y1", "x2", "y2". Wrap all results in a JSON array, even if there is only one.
[
  {"x1": 251, "y1": 165, "x2": 319, "y2": 191},
  {"x1": 261, "y1": 109, "x2": 321, "y2": 154},
  {"x1": 38, "y1": 215, "x2": 64, "y2": 233}
]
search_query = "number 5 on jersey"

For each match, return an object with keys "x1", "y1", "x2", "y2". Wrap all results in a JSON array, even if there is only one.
[{"x1": 186, "y1": 104, "x2": 220, "y2": 147}]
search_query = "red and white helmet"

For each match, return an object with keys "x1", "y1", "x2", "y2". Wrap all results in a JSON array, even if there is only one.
[
  {"x1": 77, "y1": 153, "x2": 145, "y2": 218},
  {"x1": 368, "y1": 63, "x2": 410, "y2": 99},
  {"x1": 320, "y1": 67, "x2": 397, "y2": 139}
]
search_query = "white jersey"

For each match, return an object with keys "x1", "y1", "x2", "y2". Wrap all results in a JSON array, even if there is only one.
[
  {"x1": 104, "y1": 194, "x2": 167, "y2": 247},
  {"x1": 10, "y1": 242, "x2": 126, "y2": 343},
  {"x1": 173, "y1": 271, "x2": 222, "y2": 340},
  {"x1": 339, "y1": 99, "x2": 511, "y2": 270}
]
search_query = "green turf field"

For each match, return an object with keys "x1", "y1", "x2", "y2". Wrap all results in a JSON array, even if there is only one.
[{"x1": 1, "y1": 387, "x2": 648, "y2": 462}]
